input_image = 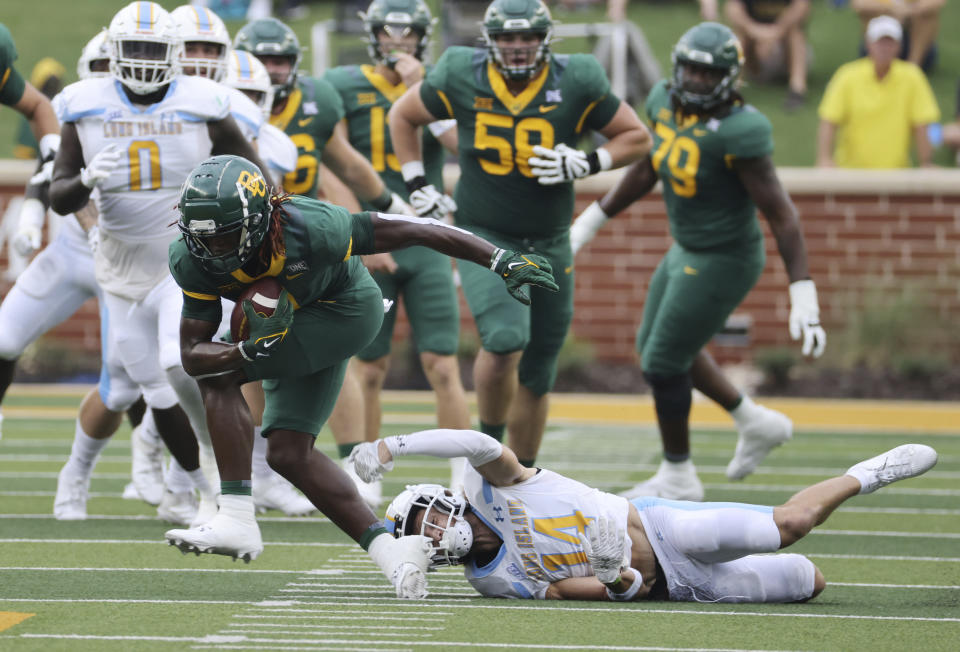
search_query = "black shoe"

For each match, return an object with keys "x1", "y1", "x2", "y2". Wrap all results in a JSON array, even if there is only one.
[{"x1": 784, "y1": 90, "x2": 806, "y2": 112}]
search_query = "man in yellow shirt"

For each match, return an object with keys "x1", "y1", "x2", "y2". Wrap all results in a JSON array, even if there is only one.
[{"x1": 816, "y1": 15, "x2": 940, "y2": 168}]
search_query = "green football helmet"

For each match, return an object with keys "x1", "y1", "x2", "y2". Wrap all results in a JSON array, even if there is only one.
[
  {"x1": 233, "y1": 17, "x2": 301, "y2": 101},
  {"x1": 178, "y1": 155, "x2": 272, "y2": 274},
  {"x1": 482, "y1": 0, "x2": 553, "y2": 81},
  {"x1": 360, "y1": 0, "x2": 435, "y2": 66},
  {"x1": 670, "y1": 22, "x2": 744, "y2": 112}
]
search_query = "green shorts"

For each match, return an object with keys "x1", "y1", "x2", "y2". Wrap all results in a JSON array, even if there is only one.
[
  {"x1": 636, "y1": 239, "x2": 765, "y2": 376},
  {"x1": 455, "y1": 224, "x2": 574, "y2": 396},
  {"x1": 242, "y1": 271, "x2": 383, "y2": 436},
  {"x1": 357, "y1": 245, "x2": 460, "y2": 361}
]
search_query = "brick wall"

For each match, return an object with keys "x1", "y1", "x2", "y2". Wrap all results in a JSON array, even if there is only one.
[{"x1": 1, "y1": 163, "x2": 958, "y2": 365}]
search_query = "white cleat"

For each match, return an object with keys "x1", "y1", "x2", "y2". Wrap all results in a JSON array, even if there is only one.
[
  {"x1": 389, "y1": 535, "x2": 431, "y2": 599},
  {"x1": 165, "y1": 512, "x2": 263, "y2": 563},
  {"x1": 253, "y1": 473, "x2": 316, "y2": 516},
  {"x1": 726, "y1": 405, "x2": 793, "y2": 480},
  {"x1": 846, "y1": 444, "x2": 938, "y2": 495},
  {"x1": 157, "y1": 489, "x2": 199, "y2": 526},
  {"x1": 53, "y1": 465, "x2": 91, "y2": 520},
  {"x1": 340, "y1": 458, "x2": 382, "y2": 510},
  {"x1": 190, "y1": 491, "x2": 220, "y2": 528},
  {"x1": 130, "y1": 424, "x2": 164, "y2": 505},
  {"x1": 619, "y1": 461, "x2": 704, "y2": 502}
]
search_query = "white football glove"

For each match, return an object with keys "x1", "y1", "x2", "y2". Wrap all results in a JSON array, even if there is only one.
[
  {"x1": 530, "y1": 144, "x2": 593, "y2": 185},
  {"x1": 38, "y1": 133, "x2": 61, "y2": 161},
  {"x1": 569, "y1": 201, "x2": 610, "y2": 255},
  {"x1": 788, "y1": 279, "x2": 826, "y2": 358},
  {"x1": 409, "y1": 184, "x2": 457, "y2": 220},
  {"x1": 385, "y1": 192, "x2": 415, "y2": 216},
  {"x1": 347, "y1": 440, "x2": 394, "y2": 483},
  {"x1": 80, "y1": 145, "x2": 122, "y2": 189},
  {"x1": 12, "y1": 198, "x2": 45, "y2": 257},
  {"x1": 30, "y1": 160, "x2": 55, "y2": 186},
  {"x1": 578, "y1": 515, "x2": 626, "y2": 585}
]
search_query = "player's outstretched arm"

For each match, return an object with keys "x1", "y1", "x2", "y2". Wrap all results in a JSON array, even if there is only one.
[
  {"x1": 349, "y1": 429, "x2": 536, "y2": 487},
  {"x1": 735, "y1": 155, "x2": 825, "y2": 357},
  {"x1": 367, "y1": 213, "x2": 559, "y2": 304},
  {"x1": 569, "y1": 156, "x2": 659, "y2": 255}
]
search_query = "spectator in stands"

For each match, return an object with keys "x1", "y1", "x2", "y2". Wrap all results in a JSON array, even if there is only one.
[
  {"x1": 699, "y1": 0, "x2": 720, "y2": 21},
  {"x1": 724, "y1": 0, "x2": 811, "y2": 111},
  {"x1": 851, "y1": 0, "x2": 943, "y2": 72},
  {"x1": 816, "y1": 16, "x2": 940, "y2": 168}
]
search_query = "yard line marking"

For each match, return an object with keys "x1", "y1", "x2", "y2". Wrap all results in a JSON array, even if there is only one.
[
  {"x1": 249, "y1": 599, "x2": 960, "y2": 623},
  {"x1": 5, "y1": 599, "x2": 252, "y2": 605},
  {"x1": 814, "y1": 529, "x2": 960, "y2": 539},
  {"x1": 191, "y1": 646, "x2": 798, "y2": 652},
  {"x1": 0, "y1": 514, "x2": 332, "y2": 524},
  {"x1": 240, "y1": 614, "x2": 442, "y2": 622},
  {"x1": 192, "y1": 646, "x2": 408, "y2": 652},
  {"x1": 700, "y1": 484, "x2": 959, "y2": 497},
  {"x1": 219, "y1": 629, "x2": 436, "y2": 639},
  {"x1": 806, "y1": 553, "x2": 960, "y2": 562},
  {"x1": 24, "y1": 633, "x2": 807, "y2": 652},
  {"x1": 830, "y1": 582, "x2": 960, "y2": 589},
  {"x1": 0, "y1": 567, "x2": 337, "y2": 575},
  {"x1": 0, "y1": 539, "x2": 355, "y2": 547},
  {"x1": 0, "y1": 471, "x2": 132, "y2": 480},
  {"x1": 836, "y1": 507, "x2": 960, "y2": 516},
  {"x1": 228, "y1": 623, "x2": 443, "y2": 631}
]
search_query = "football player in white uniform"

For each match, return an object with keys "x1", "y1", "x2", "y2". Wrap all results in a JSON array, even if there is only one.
[
  {"x1": 171, "y1": 4, "x2": 313, "y2": 517},
  {"x1": 350, "y1": 429, "x2": 937, "y2": 602},
  {"x1": 0, "y1": 30, "x2": 167, "y2": 518},
  {"x1": 50, "y1": 2, "x2": 270, "y2": 529}
]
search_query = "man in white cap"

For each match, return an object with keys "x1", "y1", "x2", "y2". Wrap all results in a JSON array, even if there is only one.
[
  {"x1": 851, "y1": 0, "x2": 942, "y2": 71},
  {"x1": 816, "y1": 15, "x2": 940, "y2": 169}
]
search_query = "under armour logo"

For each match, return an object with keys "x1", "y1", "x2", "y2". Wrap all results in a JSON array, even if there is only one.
[{"x1": 492, "y1": 505, "x2": 505, "y2": 522}]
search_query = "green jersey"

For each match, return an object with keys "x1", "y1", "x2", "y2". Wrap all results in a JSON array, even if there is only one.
[
  {"x1": 645, "y1": 79, "x2": 772, "y2": 250},
  {"x1": 0, "y1": 23, "x2": 26, "y2": 107},
  {"x1": 169, "y1": 196, "x2": 376, "y2": 323},
  {"x1": 324, "y1": 64, "x2": 445, "y2": 210},
  {"x1": 268, "y1": 76, "x2": 345, "y2": 197},
  {"x1": 420, "y1": 47, "x2": 620, "y2": 240}
]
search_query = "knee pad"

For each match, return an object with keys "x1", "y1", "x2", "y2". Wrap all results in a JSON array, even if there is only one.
[
  {"x1": 482, "y1": 326, "x2": 528, "y2": 355},
  {"x1": 644, "y1": 372, "x2": 691, "y2": 422}
]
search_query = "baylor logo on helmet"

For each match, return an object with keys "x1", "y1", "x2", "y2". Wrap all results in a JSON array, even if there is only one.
[{"x1": 237, "y1": 171, "x2": 266, "y2": 197}]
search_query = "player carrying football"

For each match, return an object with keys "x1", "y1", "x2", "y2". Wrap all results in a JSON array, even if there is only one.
[
  {"x1": 568, "y1": 22, "x2": 826, "y2": 500},
  {"x1": 164, "y1": 154, "x2": 558, "y2": 598}
]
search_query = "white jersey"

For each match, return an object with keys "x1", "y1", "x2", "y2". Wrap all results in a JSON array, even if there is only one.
[
  {"x1": 257, "y1": 122, "x2": 297, "y2": 184},
  {"x1": 53, "y1": 75, "x2": 230, "y2": 243},
  {"x1": 224, "y1": 85, "x2": 263, "y2": 142},
  {"x1": 462, "y1": 465, "x2": 629, "y2": 600}
]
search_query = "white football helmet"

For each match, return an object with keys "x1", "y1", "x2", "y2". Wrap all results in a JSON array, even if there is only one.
[
  {"x1": 385, "y1": 484, "x2": 473, "y2": 569},
  {"x1": 78, "y1": 29, "x2": 111, "y2": 80},
  {"x1": 108, "y1": 1, "x2": 181, "y2": 95},
  {"x1": 171, "y1": 5, "x2": 231, "y2": 82},
  {"x1": 224, "y1": 50, "x2": 274, "y2": 118}
]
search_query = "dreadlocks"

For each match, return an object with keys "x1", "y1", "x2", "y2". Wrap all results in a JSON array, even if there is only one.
[{"x1": 259, "y1": 190, "x2": 290, "y2": 268}]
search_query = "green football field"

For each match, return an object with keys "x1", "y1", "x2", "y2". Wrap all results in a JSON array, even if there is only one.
[{"x1": 0, "y1": 386, "x2": 958, "y2": 651}]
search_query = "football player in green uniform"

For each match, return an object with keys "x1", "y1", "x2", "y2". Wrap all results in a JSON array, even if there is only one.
[
  {"x1": 0, "y1": 22, "x2": 61, "y2": 441},
  {"x1": 569, "y1": 22, "x2": 826, "y2": 500},
  {"x1": 322, "y1": 0, "x2": 471, "y2": 496},
  {"x1": 389, "y1": 0, "x2": 651, "y2": 467},
  {"x1": 233, "y1": 16, "x2": 413, "y2": 505},
  {"x1": 164, "y1": 154, "x2": 557, "y2": 595}
]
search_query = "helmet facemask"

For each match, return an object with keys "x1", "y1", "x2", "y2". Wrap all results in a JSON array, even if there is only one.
[
  {"x1": 172, "y1": 5, "x2": 232, "y2": 83},
  {"x1": 108, "y1": 2, "x2": 181, "y2": 95},
  {"x1": 672, "y1": 59, "x2": 735, "y2": 111},
  {"x1": 233, "y1": 18, "x2": 302, "y2": 102},
  {"x1": 485, "y1": 28, "x2": 550, "y2": 81},
  {"x1": 386, "y1": 484, "x2": 473, "y2": 569}
]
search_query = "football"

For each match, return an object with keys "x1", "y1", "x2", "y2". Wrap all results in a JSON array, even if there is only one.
[{"x1": 230, "y1": 277, "x2": 284, "y2": 342}]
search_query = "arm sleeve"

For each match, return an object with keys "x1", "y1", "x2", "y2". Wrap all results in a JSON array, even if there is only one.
[
  {"x1": 383, "y1": 429, "x2": 504, "y2": 468},
  {"x1": 909, "y1": 70, "x2": 941, "y2": 126}
]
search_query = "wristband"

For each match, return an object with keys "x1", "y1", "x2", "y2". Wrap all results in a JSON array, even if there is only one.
[
  {"x1": 586, "y1": 147, "x2": 613, "y2": 175},
  {"x1": 237, "y1": 342, "x2": 255, "y2": 362},
  {"x1": 605, "y1": 568, "x2": 643, "y2": 601},
  {"x1": 490, "y1": 247, "x2": 506, "y2": 272},
  {"x1": 401, "y1": 161, "x2": 426, "y2": 182},
  {"x1": 404, "y1": 175, "x2": 428, "y2": 194},
  {"x1": 369, "y1": 187, "x2": 394, "y2": 211}
]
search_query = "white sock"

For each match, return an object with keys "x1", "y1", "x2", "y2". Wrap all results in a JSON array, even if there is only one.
[
  {"x1": 138, "y1": 409, "x2": 161, "y2": 445},
  {"x1": 660, "y1": 458, "x2": 695, "y2": 476},
  {"x1": 218, "y1": 493, "x2": 256, "y2": 520},
  {"x1": 367, "y1": 532, "x2": 398, "y2": 575},
  {"x1": 844, "y1": 469, "x2": 871, "y2": 494},
  {"x1": 66, "y1": 421, "x2": 110, "y2": 474},
  {"x1": 730, "y1": 395, "x2": 759, "y2": 425},
  {"x1": 251, "y1": 427, "x2": 272, "y2": 477},
  {"x1": 188, "y1": 467, "x2": 212, "y2": 494},
  {"x1": 164, "y1": 458, "x2": 194, "y2": 493}
]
